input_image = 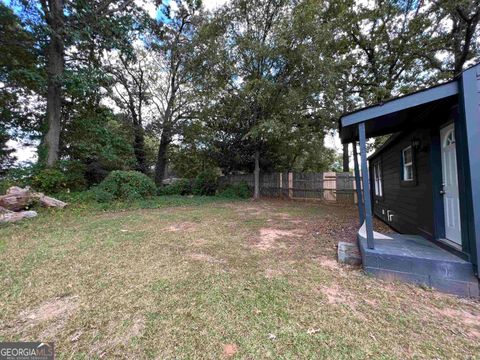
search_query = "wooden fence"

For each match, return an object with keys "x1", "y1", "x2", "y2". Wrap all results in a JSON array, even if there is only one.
[{"x1": 219, "y1": 172, "x2": 359, "y2": 204}]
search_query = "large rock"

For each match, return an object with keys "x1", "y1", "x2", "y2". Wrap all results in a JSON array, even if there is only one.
[
  {"x1": 338, "y1": 241, "x2": 362, "y2": 266},
  {"x1": 0, "y1": 210, "x2": 38, "y2": 224},
  {"x1": 34, "y1": 193, "x2": 68, "y2": 208},
  {"x1": 0, "y1": 186, "x2": 67, "y2": 211},
  {"x1": 0, "y1": 187, "x2": 34, "y2": 211}
]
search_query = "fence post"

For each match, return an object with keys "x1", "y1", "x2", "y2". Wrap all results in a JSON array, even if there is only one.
[
  {"x1": 322, "y1": 172, "x2": 336, "y2": 201},
  {"x1": 288, "y1": 172, "x2": 293, "y2": 198}
]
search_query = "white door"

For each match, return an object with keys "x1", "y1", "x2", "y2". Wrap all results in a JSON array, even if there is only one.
[{"x1": 440, "y1": 123, "x2": 462, "y2": 245}]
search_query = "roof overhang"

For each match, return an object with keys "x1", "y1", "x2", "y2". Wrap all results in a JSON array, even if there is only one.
[{"x1": 339, "y1": 81, "x2": 459, "y2": 143}]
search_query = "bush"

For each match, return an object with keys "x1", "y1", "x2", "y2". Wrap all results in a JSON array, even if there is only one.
[
  {"x1": 31, "y1": 168, "x2": 68, "y2": 193},
  {"x1": 93, "y1": 170, "x2": 156, "y2": 202},
  {"x1": 0, "y1": 164, "x2": 38, "y2": 194},
  {"x1": 218, "y1": 181, "x2": 251, "y2": 199},
  {"x1": 59, "y1": 160, "x2": 87, "y2": 191},
  {"x1": 157, "y1": 179, "x2": 192, "y2": 196},
  {"x1": 192, "y1": 171, "x2": 218, "y2": 196}
]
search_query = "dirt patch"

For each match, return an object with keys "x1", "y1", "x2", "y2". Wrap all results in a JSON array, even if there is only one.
[
  {"x1": 222, "y1": 343, "x2": 238, "y2": 358},
  {"x1": 128, "y1": 316, "x2": 146, "y2": 338},
  {"x1": 164, "y1": 222, "x2": 197, "y2": 232},
  {"x1": 90, "y1": 316, "x2": 146, "y2": 357},
  {"x1": 17, "y1": 295, "x2": 79, "y2": 338},
  {"x1": 288, "y1": 219, "x2": 305, "y2": 225},
  {"x1": 320, "y1": 285, "x2": 349, "y2": 305},
  {"x1": 192, "y1": 237, "x2": 207, "y2": 246},
  {"x1": 437, "y1": 308, "x2": 480, "y2": 339},
  {"x1": 319, "y1": 284, "x2": 367, "y2": 321},
  {"x1": 264, "y1": 268, "x2": 283, "y2": 279},
  {"x1": 20, "y1": 295, "x2": 78, "y2": 326},
  {"x1": 315, "y1": 256, "x2": 341, "y2": 271},
  {"x1": 189, "y1": 253, "x2": 226, "y2": 264},
  {"x1": 253, "y1": 228, "x2": 303, "y2": 250}
]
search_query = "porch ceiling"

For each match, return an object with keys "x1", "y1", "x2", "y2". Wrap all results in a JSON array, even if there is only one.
[{"x1": 339, "y1": 81, "x2": 459, "y2": 143}]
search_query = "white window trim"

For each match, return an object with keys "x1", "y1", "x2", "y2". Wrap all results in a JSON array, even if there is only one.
[
  {"x1": 374, "y1": 162, "x2": 382, "y2": 196},
  {"x1": 402, "y1": 146, "x2": 413, "y2": 181}
]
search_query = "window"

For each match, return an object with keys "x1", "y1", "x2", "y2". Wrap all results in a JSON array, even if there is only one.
[
  {"x1": 444, "y1": 129, "x2": 455, "y2": 148},
  {"x1": 402, "y1": 146, "x2": 413, "y2": 181},
  {"x1": 373, "y1": 162, "x2": 382, "y2": 196}
]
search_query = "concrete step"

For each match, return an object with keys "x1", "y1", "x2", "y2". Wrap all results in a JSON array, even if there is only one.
[{"x1": 358, "y1": 234, "x2": 479, "y2": 297}]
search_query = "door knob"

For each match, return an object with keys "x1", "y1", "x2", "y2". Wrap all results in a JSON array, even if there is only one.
[{"x1": 440, "y1": 183, "x2": 445, "y2": 195}]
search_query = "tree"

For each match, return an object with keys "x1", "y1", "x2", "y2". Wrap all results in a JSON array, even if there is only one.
[
  {"x1": 193, "y1": 0, "x2": 347, "y2": 186},
  {"x1": 424, "y1": 0, "x2": 480, "y2": 75},
  {"x1": 0, "y1": 3, "x2": 42, "y2": 174},
  {"x1": 106, "y1": 49, "x2": 150, "y2": 173},
  {"x1": 40, "y1": 0, "x2": 65, "y2": 167},
  {"x1": 14, "y1": 0, "x2": 146, "y2": 167},
  {"x1": 148, "y1": 0, "x2": 202, "y2": 185},
  {"x1": 326, "y1": 0, "x2": 445, "y2": 150},
  {"x1": 199, "y1": 0, "x2": 294, "y2": 198}
]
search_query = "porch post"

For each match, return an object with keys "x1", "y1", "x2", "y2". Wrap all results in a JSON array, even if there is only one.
[
  {"x1": 459, "y1": 64, "x2": 480, "y2": 275},
  {"x1": 358, "y1": 122, "x2": 374, "y2": 249},
  {"x1": 352, "y1": 142, "x2": 364, "y2": 224}
]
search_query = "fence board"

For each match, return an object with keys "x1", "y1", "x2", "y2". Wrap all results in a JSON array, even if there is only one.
[{"x1": 219, "y1": 172, "x2": 359, "y2": 204}]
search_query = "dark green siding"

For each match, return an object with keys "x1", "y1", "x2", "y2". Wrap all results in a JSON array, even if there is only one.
[{"x1": 370, "y1": 128, "x2": 434, "y2": 239}]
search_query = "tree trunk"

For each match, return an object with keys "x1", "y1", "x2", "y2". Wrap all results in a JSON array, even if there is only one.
[
  {"x1": 133, "y1": 124, "x2": 147, "y2": 173},
  {"x1": 44, "y1": 0, "x2": 65, "y2": 167},
  {"x1": 154, "y1": 127, "x2": 172, "y2": 186},
  {"x1": 253, "y1": 150, "x2": 260, "y2": 199},
  {"x1": 342, "y1": 143, "x2": 349, "y2": 172}
]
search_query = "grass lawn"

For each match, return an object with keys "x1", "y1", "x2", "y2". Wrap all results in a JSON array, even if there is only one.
[{"x1": 0, "y1": 196, "x2": 479, "y2": 359}]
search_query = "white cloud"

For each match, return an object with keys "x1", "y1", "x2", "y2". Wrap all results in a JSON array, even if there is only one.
[
  {"x1": 7, "y1": 140, "x2": 37, "y2": 164},
  {"x1": 203, "y1": 0, "x2": 229, "y2": 11},
  {"x1": 135, "y1": 0, "x2": 158, "y2": 18}
]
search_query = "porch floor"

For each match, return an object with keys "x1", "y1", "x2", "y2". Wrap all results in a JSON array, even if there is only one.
[{"x1": 358, "y1": 226, "x2": 479, "y2": 297}]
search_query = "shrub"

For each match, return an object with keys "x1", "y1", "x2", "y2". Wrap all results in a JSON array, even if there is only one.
[
  {"x1": 158, "y1": 179, "x2": 192, "y2": 196},
  {"x1": 218, "y1": 181, "x2": 251, "y2": 199},
  {"x1": 93, "y1": 170, "x2": 156, "y2": 202},
  {"x1": 60, "y1": 160, "x2": 87, "y2": 191},
  {"x1": 192, "y1": 171, "x2": 218, "y2": 196},
  {"x1": 0, "y1": 164, "x2": 38, "y2": 194},
  {"x1": 31, "y1": 168, "x2": 68, "y2": 193},
  {"x1": 9, "y1": 161, "x2": 87, "y2": 194}
]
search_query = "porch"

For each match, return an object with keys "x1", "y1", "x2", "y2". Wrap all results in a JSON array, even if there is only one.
[
  {"x1": 339, "y1": 64, "x2": 480, "y2": 297},
  {"x1": 357, "y1": 223, "x2": 480, "y2": 297}
]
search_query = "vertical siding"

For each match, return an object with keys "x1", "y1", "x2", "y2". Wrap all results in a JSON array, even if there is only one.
[{"x1": 370, "y1": 128, "x2": 434, "y2": 239}]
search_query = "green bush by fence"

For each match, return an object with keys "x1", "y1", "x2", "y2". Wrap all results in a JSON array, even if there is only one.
[{"x1": 93, "y1": 170, "x2": 156, "y2": 202}]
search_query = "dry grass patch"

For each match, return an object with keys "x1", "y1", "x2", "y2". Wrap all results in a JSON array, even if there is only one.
[
  {"x1": 89, "y1": 315, "x2": 146, "y2": 357},
  {"x1": 188, "y1": 252, "x2": 226, "y2": 264},
  {"x1": 253, "y1": 228, "x2": 304, "y2": 250},
  {"x1": 164, "y1": 221, "x2": 198, "y2": 232},
  {"x1": 12, "y1": 295, "x2": 79, "y2": 340}
]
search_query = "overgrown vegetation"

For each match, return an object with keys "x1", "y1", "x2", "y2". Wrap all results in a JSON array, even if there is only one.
[
  {"x1": 218, "y1": 181, "x2": 251, "y2": 199},
  {"x1": 192, "y1": 171, "x2": 218, "y2": 196},
  {"x1": 92, "y1": 170, "x2": 157, "y2": 203},
  {"x1": 157, "y1": 179, "x2": 193, "y2": 196}
]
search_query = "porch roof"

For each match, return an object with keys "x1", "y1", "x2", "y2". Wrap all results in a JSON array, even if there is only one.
[{"x1": 339, "y1": 80, "x2": 459, "y2": 143}]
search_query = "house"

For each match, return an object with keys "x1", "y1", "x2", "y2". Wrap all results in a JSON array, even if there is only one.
[{"x1": 339, "y1": 63, "x2": 480, "y2": 297}]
